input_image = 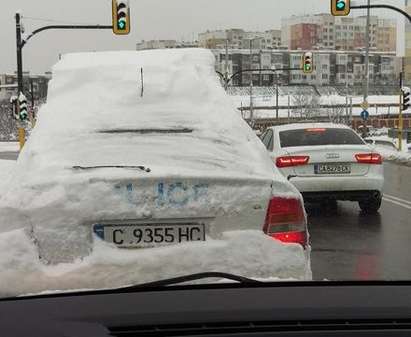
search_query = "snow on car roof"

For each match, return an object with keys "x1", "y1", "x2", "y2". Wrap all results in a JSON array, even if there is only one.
[
  {"x1": 271, "y1": 123, "x2": 351, "y2": 132},
  {"x1": 17, "y1": 49, "x2": 279, "y2": 183}
]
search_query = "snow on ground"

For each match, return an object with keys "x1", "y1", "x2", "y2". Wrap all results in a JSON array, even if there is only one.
[
  {"x1": 230, "y1": 94, "x2": 400, "y2": 119},
  {"x1": 0, "y1": 229, "x2": 310, "y2": 297},
  {"x1": 365, "y1": 135, "x2": 411, "y2": 165},
  {"x1": 377, "y1": 146, "x2": 411, "y2": 165},
  {"x1": 0, "y1": 142, "x2": 19, "y2": 152},
  {"x1": 0, "y1": 160, "x2": 16, "y2": 193}
]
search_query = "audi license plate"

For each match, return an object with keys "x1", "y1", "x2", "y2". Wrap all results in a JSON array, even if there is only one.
[
  {"x1": 315, "y1": 163, "x2": 351, "y2": 175},
  {"x1": 94, "y1": 223, "x2": 206, "y2": 248}
]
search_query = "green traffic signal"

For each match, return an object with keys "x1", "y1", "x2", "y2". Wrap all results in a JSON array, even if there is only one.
[
  {"x1": 336, "y1": 1, "x2": 345, "y2": 10},
  {"x1": 331, "y1": 0, "x2": 350, "y2": 16},
  {"x1": 118, "y1": 21, "x2": 125, "y2": 30},
  {"x1": 112, "y1": 0, "x2": 130, "y2": 35}
]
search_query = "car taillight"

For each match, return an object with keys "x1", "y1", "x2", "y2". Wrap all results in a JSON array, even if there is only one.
[
  {"x1": 355, "y1": 153, "x2": 382, "y2": 165},
  {"x1": 263, "y1": 197, "x2": 308, "y2": 247},
  {"x1": 275, "y1": 156, "x2": 310, "y2": 168}
]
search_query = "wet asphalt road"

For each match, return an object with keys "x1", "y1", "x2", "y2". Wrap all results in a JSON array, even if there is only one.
[
  {"x1": 0, "y1": 152, "x2": 18, "y2": 161},
  {"x1": 1, "y1": 151, "x2": 410, "y2": 281},
  {"x1": 310, "y1": 161, "x2": 411, "y2": 281}
]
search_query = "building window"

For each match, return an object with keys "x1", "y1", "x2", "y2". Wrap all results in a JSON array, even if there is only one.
[{"x1": 322, "y1": 74, "x2": 328, "y2": 79}]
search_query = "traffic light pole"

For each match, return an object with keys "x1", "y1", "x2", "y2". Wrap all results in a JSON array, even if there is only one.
[
  {"x1": 348, "y1": 3, "x2": 411, "y2": 150},
  {"x1": 20, "y1": 24, "x2": 113, "y2": 49},
  {"x1": 15, "y1": 13, "x2": 23, "y2": 95},
  {"x1": 350, "y1": 4, "x2": 411, "y2": 23},
  {"x1": 15, "y1": 13, "x2": 25, "y2": 150},
  {"x1": 15, "y1": 12, "x2": 113, "y2": 150},
  {"x1": 399, "y1": 72, "x2": 403, "y2": 151}
]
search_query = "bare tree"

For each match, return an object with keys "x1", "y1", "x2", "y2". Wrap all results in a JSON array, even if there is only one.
[
  {"x1": 0, "y1": 103, "x2": 18, "y2": 141},
  {"x1": 292, "y1": 93, "x2": 322, "y2": 120},
  {"x1": 327, "y1": 100, "x2": 345, "y2": 123}
]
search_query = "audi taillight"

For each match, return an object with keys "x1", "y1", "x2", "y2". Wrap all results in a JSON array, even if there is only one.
[
  {"x1": 355, "y1": 153, "x2": 382, "y2": 165},
  {"x1": 276, "y1": 156, "x2": 310, "y2": 168},
  {"x1": 263, "y1": 197, "x2": 308, "y2": 247}
]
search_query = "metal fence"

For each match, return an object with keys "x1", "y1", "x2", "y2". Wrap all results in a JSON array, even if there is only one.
[{"x1": 0, "y1": 103, "x2": 18, "y2": 141}]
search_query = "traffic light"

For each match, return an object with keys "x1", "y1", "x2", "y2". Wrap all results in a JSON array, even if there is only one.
[
  {"x1": 402, "y1": 87, "x2": 411, "y2": 112},
  {"x1": 331, "y1": 0, "x2": 351, "y2": 16},
  {"x1": 112, "y1": 0, "x2": 130, "y2": 35},
  {"x1": 302, "y1": 52, "x2": 314, "y2": 74},
  {"x1": 18, "y1": 92, "x2": 28, "y2": 121}
]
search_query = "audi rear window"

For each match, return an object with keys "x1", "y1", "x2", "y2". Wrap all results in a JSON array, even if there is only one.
[{"x1": 279, "y1": 128, "x2": 365, "y2": 148}]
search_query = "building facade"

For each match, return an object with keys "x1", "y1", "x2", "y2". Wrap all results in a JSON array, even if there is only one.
[
  {"x1": 282, "y1": 13, "x2": 396, "y2": 52},
  {"x1": 136, "y1": 40, "x2": 198, "y2": 51},
  {"x1": 198, "y1": 29, "x2": 282, "y2": 50},
  {"x1": 212, "y1": 49, "x2": 400, "y2": 89},
  {"x1": 0, "y1": 73, "x2": 50, "y2": 103}
]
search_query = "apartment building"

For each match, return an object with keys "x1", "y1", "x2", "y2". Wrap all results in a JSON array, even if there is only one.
[
  {"x1": 136, "y1": 40, "x2": 198, "y2": 51},
  {"x1": 198, "y1": 29, "x2": 282, "y2": 50},
  {"x1": 0, "y1": 73, "x2": 49, "y2": 103},
  {"x1": 212, "y1": 49, "x2": 400, "y2": 88},
  {"x1": 282, "y1": 13, "x2": 396, "y2": 52}
]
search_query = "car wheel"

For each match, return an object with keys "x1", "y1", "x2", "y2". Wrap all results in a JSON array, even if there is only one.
[{"x1": 359, "y1": 194, "x2": 382, "y2": 214}]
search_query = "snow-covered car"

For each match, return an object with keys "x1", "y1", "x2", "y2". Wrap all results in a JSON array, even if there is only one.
[
  {"x1": 261, "y1": 123, "x2": 384, "y2": 213},
  {"x1": 0, "y1": 49, "x2": 310, "y2": 293}
]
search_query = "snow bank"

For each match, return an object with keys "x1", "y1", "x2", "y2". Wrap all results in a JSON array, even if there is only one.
[
  {"x1": 378, "y1": 147, "x2": 411, "y2": 165},
  {"x1": 0, "y1": 160, "x2": 16, "y2": 194},
  {"x1": 366, "y1": 136, "x2": 411, "y2": 165},
  {"x1": 0, "y1": 229, "x2": 309, "y2": 297},
  {"x1": 0, "y1": 142, "x2": 19, "y2": 152},
  {"x1": 230, "y1": 93, "x2": 400, "y2": 118}
]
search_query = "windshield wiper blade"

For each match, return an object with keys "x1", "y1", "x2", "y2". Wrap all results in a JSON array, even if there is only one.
[
  {"x1": 119, "y1": 272, "x2": 263, "y2": 290},
  {"x1": 99, "y1": 128, "x2": 193, "y2": 134},
  {"x1": 72, "y1": 165, "x2": 151, "y2": 173}
]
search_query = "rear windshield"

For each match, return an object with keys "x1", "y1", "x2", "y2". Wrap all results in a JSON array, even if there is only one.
[{"x1": 279, "y1": 128, "x2": 365, "y2": 148}]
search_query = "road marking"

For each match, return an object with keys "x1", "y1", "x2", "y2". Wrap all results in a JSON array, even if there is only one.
[
  {"x1": 383, "y1": 196, "x2": 411, "y2": 210},
  {"x1": 384, "y1": 194, "x2": 411, "y2": 206}
]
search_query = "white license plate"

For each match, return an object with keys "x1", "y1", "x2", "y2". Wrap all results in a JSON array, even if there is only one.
[
  {"x1": 94, "y1": 223, "x2": 206, "y2": 248},
  {"x1": 315, "y1": 163, "x2": 351, "y2": 175}
]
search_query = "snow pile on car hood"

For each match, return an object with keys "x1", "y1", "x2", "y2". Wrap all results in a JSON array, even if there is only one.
[{"x1": 0, "y1": 229, "x2": 310, "y2": 297}]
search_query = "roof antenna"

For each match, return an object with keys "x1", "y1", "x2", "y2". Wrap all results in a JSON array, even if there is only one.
[{"x1": 140, "y1": 67, "x2": 144, "y2": 98}]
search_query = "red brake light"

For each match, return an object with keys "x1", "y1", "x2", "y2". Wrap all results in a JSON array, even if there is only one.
[
  {"x1": 305, "y1": 128, "x2": 326, "y2": 132},
  {"x1": 276, "y1": 156, "x2": 310, "y2": 168},
  {"x1": 355, "y1": 153, "x2": 382, "y2": 165},
  {"x1": 263, "y1": 197, "x2": 307, "y2": 247}
]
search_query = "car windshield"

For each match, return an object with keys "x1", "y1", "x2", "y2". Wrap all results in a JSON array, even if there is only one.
[
  {"x1": 279, "y1": 128, "x2": 365, "y2": 147},
  {"x1": 0, "y1": 0, "x2": 410, "y2": 299}
]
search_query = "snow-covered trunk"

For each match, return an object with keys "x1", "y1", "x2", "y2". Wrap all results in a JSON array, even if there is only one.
[{"x1": 16, "y1": 174, "x2": 273, "y2": 263}]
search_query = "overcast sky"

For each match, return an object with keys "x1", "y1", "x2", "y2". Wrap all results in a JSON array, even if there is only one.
[{"x1": 0, "y1": 0, "x2": 407, "y2": 74}]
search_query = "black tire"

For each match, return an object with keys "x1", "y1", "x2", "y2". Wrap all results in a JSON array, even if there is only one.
[{"x1": 359, "y1": 194, "x2": 382, "y2": 214}]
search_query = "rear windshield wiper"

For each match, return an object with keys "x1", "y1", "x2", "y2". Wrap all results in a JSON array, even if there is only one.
[
  {"x1": 73, "y1": 165, "x2": 151, "y2": 173},
  {"x1": 118, "y1": 272, "x2": 263, "y2": 290},
  {"x1": 98, "y1": 128, "x2": 193, "y2": 134}
]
